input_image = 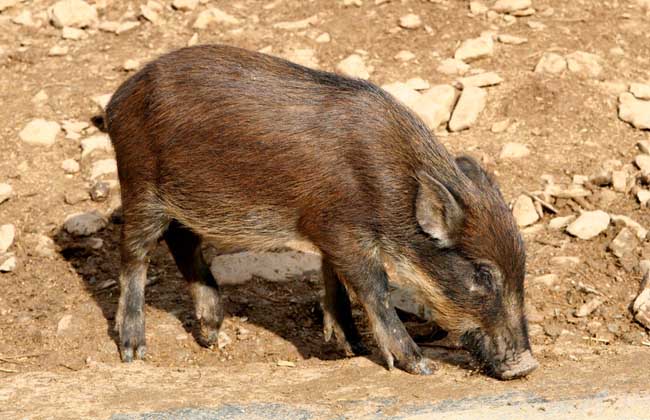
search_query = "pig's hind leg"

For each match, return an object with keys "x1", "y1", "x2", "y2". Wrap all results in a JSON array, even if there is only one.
[
  {"x1": 163, "y1": 221, "x2": 224, "y2": 348},
  {"x1": 322, "y1": 260, "x2": 370, "y2": 356}
]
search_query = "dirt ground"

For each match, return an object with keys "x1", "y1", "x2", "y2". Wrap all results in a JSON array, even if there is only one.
[{"x1": 1, "y1": 0, "x2": 650, "y2": 418}]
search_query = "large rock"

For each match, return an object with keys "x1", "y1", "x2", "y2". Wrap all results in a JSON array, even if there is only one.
[
  {"x1": 512, "y1": 195, "x2": 539, "y2": 227},
  {"x1": 211, "y1": 251, "x2": 321, "y2": 285},
  {"x1": 619, "y1": 93, "x2": 650, "y2": 129},
  {"x1": 566, "y1": 51, "x2": 604, "y2": 79},
  {"x1": 335, "y1": 54, "x2": 372, "y2": 80},
  {"x1": 49, "y1": 0, "x2": 98, "y2": 28},
  {"x1": 448, "y1": 87, "x2": 487, "y2": 132},
  {"x1": 411, "y1": 85, "x2": 458, "y2": 129},
  {"x1": 534, "y1": 53, "x2": 566, "y2": 74},
  {"x1": 19, "y1": 119, "x2": 61, "y2": 146},
  {"x1": 454, "y1": 35, "x2": 494, "y2": 62},
  {"x1": 566, "y1": 211, "x2": 610, "y2": 240},
  {"x1": 63, "y1": 211, "x2": 107, "y2": 236},
  {"x1": 0, "y1": 224, "x2": 15, "y2": 253},
  {"x1": 492, "y1": 0, "x2": 532, "y2": 13}
]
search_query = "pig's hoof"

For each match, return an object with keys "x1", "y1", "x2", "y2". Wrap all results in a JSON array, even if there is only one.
[
  {"x1": 120, "y1": 344, "x2": 146, "y2": 362},
  {"x1": 398, "y1": 357, "x2": 437, "y2": 375},
  {"x1": 195, "y1": 326, "x2": 220, "y2": 348}
]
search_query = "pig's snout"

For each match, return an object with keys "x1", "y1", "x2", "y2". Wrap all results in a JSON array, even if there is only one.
[{"x1": 491, "y1": 349, "x2": 538, "y2": 380}]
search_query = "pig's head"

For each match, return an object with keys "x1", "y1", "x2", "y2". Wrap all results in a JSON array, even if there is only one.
[{"x1": 407, "y1": 155, "x2": 537, "y2": 380}]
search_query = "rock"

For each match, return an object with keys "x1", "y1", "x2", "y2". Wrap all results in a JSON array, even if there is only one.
[
  {"x1": 550, "y1": 256, "x2": 580, "y2": 266},
  {"x1": 0, "y1": 183, "x2": 12, "y2": 205},
  {"x1": 455, "y1": 72, "x2": 502, "y2": 88},
  {"x1": 61, "y1": 121, "x2": 89, "y2": 136},
  {"x1": 499, "y1": 142, "x2": 530, "y2": 159},
  {"x1": 470, "y1": 1, "x2": 488, "y2": 14},
  {"x1": 315, "y1": 32, "x2": 331, "y2": 43},
  {"x1": 527, "y1": 20, "x2": 546, "y2": 30},
  {"x1": 0, "y1": 224, "x2": 15, "y2": 253},
  {"x1": 535, "y1": 53, "x2": 567, "y2": 74},
  {"x1": 81, "y1": 134, "x2": 112, "y2": 158},
  {"x1": 546, "y1": 184, "x2": 591, "y2": 199},
  {"x1": 497, "y1": 34, "x2": 528, "y2": 45},
  {"x1": 599, "y1": 80, "x2": 628, "y2": 96},
  {"x1": 64, "y1": 211, "x2": 107, "y2": 236},
  {"x1": 381, "y1": 82, "x2": 420, "y2": 108},
  {"x1": 635, "y1": 154, "x2": 650, "y2": 174},
  {"x1": 394, "y1": 50, "x2": 416, "y2": 62},
  {"x1": 492, "y1": 0, "x2": 532, "y2": 13},
  {"x1": 56, "y1": 314, "x2": 73, "y2": 335},
  {"x1": 618, "y1": 92, "x2": 650, "y2": 130},
  {"x1": 437, "y1": 58, "x2": 470, "y2": 76},
  {"x1": 64, "y1": 190, "x2": 89, "y2": 205},
  {"x1": 454, "y1": 35, "x2": 494, "y2": 62},
  {"x1": 448, "y1": 86, "x2": 486, "y2": 132},
  {"x1": 12, "y1": 10, "x2": 36, "y2": 27},
  {"x1": 0, "y1": 254, "x2": 16, "y2": 273},
  {"x1": 140, "y1": 2, "x2": 161, "y2": 24},
  {"x1": 532, "y1": 274, "x2": 558, "y2": 287},
  {"x1": 597, "y1": 190, "x2": 618, "y2": 207},
  {"x1": 19, "y1": 119, "x2": 60, "y2": 146},
  {"x1": 630, "y1": 83, "x2": 650, "y2": 100},
  {"x1": 548, "y1": 215, "x2": 575, "y2": 230},
  {"x1": 611, "y1": 170, "x2": 627, "y2": 192},
  {"x1": 633, "y1": 271, "x2": 650, "y2": 329},
  {"x1": 638, "y1": 140, "x2": 650, "y2": 154},
  {"x1": 187, "y1": 32, "x2": 199, "y2": 46},
  {"x1": 566, "y1": 211, "x2": 610, "y2": 240},
  {"x1": 491, "y1": 119, "x2": 510, "y2": 133},
  {"x1": 32, "y1": 90, "x2": 49, "y2": 104},
  {"x1": 610, "y1": 215, "x2": 648, "y2": 241},
  {"x1": 61, "y1": 159, "x2": 80, "y2": 174},
  {"x1": 90, "y1": 159, "x2": 117, "y2": 180},
  {"x1": 0, "y1": 0, "x2": 19, "y2": 12},
  {"x1": 399, "y1": 14, "x2": 421, "y2": 29},
  {"x1": 48, "y1": 45, "x2": 69, "y2": 57},
  {"x1": 512, "y1": 195, "x2": 539, "y2": 227},
  {"x1": 575, "y1": 297, "x2": 604, "y2": 317},
  {"x1": 91, "y1": 93, "x2": 111, "y2": 111},
  {"x1": 26, "y1": 234, "x2": 56, "y2": 258},
  {"x1": 122, "y1": 59, "x2": 139, "y2": 71},
  {"x1": 411, "y1": 85, "x2": 458, "y2": 129},
  {"x1": 272, "y1": 15, "x2": 317, "y2": 30},
  {"x1": 193, "y1": 8, "x2": 240, "y2": 29},
  {"x1": 283, "y1": 48, "x2": 318, "y2": 69},
  {"x1": 49, "y1": 0, "x2": 98, "y2": 29},
  {"x1": 218, "y1": 331, "x2": 232, "y2": 349},
  {"x1": 211, "y1": 251, "x2": 321, "y2": 284},
  {"x1": 608, "y1": 227, "x2": 640, "y2": 259},
  {"x1": 405, "y1": 77, "x2": 430, "y2": 91},
  {"x1": 637, "y1": 189, "x2": 650, "y2": 206},
  {"x1": 566, "y1": 51, "x2": 603, "y2": 79},
  {"x1": 172, "y1": 0, "x2": 198, "y2": 11},
  {"x1": 90, "y1": 181, "x2": 110, "y2": 202},
  {"x1": 512, "y1": 7, "x2": 535, "y2": 16},
  {"x1": 61, "y1": 26, "x2": 87, "y2": 40},
  {"x1": 335, "y1": 54, "x2": 372, "y2": 79}
]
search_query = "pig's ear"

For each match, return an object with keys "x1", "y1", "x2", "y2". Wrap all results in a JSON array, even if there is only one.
[
  {"x1": 416, "y1": 174, "x2": 464, "y2": 247},
  {"x1": 456, "y1": 155, "x2": 500, "y2": 190}
]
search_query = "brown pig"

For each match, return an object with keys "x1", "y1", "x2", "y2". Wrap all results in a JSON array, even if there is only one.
[{"x1": 100, "y1": 44, "x2": 538, "y2": 379}]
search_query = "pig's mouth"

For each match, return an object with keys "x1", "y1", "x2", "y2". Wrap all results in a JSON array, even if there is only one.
[{"x1": 460, "y1": 328, "x2": 539, "y2": 380}]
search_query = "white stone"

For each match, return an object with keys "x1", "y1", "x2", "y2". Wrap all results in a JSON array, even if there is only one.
[
  {"x1": 497, "y1": 34, "x2": 528, "y2": 45},
  {"x1": 637, "y1": 155, "x2": 650, "y2": 174},
  {"x1": 81, "y1": 133, "x2": 113, "y2": 158},
  {"x1": 527, "y1": 20, "x2": 546, "y2": 30},
  {"x1": 57, "y1": 314, "x2": 73, "y2": 335},
  {"x1": 611, "y1": 170, "x2": 627, "y2": 192},
  {"x1": 492, "y1": 0, "x2": 532, "y2": 13},
  {"x1": 566, "y1": 211, "x2": 610, "y2": 240},
  {"x1": 19, "y1": 119, "x2": 60, "y2": 146},
  {"x1": 535, "y1": 53, "x2": 566, "y2": 74},
  {"x1": 283, "y1": 48, "x2": 319, "y2": 69},
  {"x1": 469, "y1": 1, "x2": 488, "y2": 14},
  {"x1": 394, "y1": 50, "x2": 416, "y2": 62},
  {"x1": 48, "y1": 45, "x2": 69, "y2": 56},
  {"x1": 336, "y1": 54, "x2": 372, "y2": 79},
  {"x1": 140, "y1": 1, "x2": 163, "y2": 24},
  {"x1": 315, "y1": 32, "x2": 331, "y2": 43},
  {"x1": 499, "y1": 142, "x2": 530, "y2": 159},
  {"x1": 210, "y1": 251, "x2": 321, "y2": 285},
  {"x1": 405, "y1": 77, "x2": 430, "y2": 91},
  {"x1": 172, "y1": 0, "x2": 198, "y2": 11},
  {"x1": 456, "y1": 72, "x2": 502, "y2": 88},
  {"x1": 12, "y1": 10, "x2": 36, "y2": 27},
  {"x1": 28, "y1": 234, "x2": 56, "y2": 258},
  {"x1": 491, "y1": 119, "x2": 510, "y2": 133},
  {"x1": 0, "y1": 183, "x2": 12, "y2": 204},
  {"x1": 61, "y1": 159, "x2": 80, "y2": 174},
  {"x1": 548, "y1": 215, "x2": 575, "y2": 230},
  {"x1": 0, "y1": 0, "x2": 19, "y2": 12},
  {"x1": 90, "y1": 159, "x2": 117, "y2": 180},
  {"x1": 0, "y1": 224, "x2": 15, "y2": 253},
  {"x1": 64, "y1": 211, "x2": 107, "y2": 236},
  {"x1": 187, "y1": 32, "x2": 199, "y2": 46},
  {"x1": 633, "y1": 267, "x2": 650, "y2": 329},
  {"x1": 0, "y1": 254, "x2": 16, "y2": 272},
  {"x1": 122, "y1": 59, "x2": 139, "y2": 71},
  {"x1": 550, "y1": 256, "x2": 580, "y2": 266},
  {"x1": 49, "y1": 0, "x2": 98, "y2": 28},
  {"x1": 411, "y1": 85, "x2": 459, "y2": 129},
  {"x1": 575, "y1": 297, "x2": 604, "y2": 317},
  {"x1": 91, "y1": 93, "x2": 112, "y2": 111},
  {"x1": 638, "y1": 140, "x2": 650, "y2": 154},
  {"x1": 512, "y1": 195, "x2": 539, "y2": 227},
  {"x1": 437, "y1": 58, "x2": 470, "y2": 76},
  {"x1": 619, "y1": 93, "x2": 650, "y2": 130},
  {"x1": 531, "y1": 274, "x2": 558, "y2": 287},
  {"x1": 637, "y1": 189, "x2": 650, "y2": 206},
  {"x1": 448, "y1": 87, "x2": 486, "y2": 131},
  {"x1": 454, "y1": 35, "x2": 494, "y2": 62},
  {"x1": 193, "y1": 8, "x2": 240, "y2": 29},
  {"x1": 630, "y1": 83, "x2": 650, "y2": 100},
  {"x1": 608, "y1": 227, "x2": 639, "y2": 259},
  {"x1": 610, "y1": 214, "x2": 648, "y2": 241},
  {"x1": 566, "y1": 51, "x2": 603, "y2": 79},
  {"x1": 272, "y1": 15, "x2": 317, "y2": 30},
  {"x1": 399, "y1": 14, "x2": 421, "y2": 29},
  {"x1": 382, "y1": 82, "x2": 421, "y2": 108},
  {"x1": 61, "y1": 26, "x2": 87, "y2": 40}
]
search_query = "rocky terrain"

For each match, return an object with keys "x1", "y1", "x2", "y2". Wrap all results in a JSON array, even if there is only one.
[{"x1": 1, "y1": 0, "x2": 650, "y2": 417}]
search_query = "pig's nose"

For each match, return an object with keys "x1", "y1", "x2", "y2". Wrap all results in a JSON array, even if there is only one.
[{"x1": 494, "y1": 350, "x2": 539, "y2": 380}]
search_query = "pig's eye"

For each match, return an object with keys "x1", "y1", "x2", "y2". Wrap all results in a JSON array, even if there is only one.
[{"x1": 475, "y1": 266, "x2": 494, "y2": 289}]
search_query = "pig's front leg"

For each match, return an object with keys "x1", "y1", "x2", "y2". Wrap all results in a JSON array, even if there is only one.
[{"x1": 338, "y1": 259, "x2": 437, "y2": 375}]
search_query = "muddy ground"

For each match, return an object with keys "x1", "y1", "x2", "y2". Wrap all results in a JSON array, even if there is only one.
[{"x1": 1, "y1": 0, "x2": 650, "y2": 418}]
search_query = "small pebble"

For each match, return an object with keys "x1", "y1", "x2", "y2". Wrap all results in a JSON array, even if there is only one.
[
  {"x1": 61, "y1": 159, "x2": 80, "y2": 174},
  {"x1": 336, "y1": 54, "x2": 372, "y2": 80},
  {"x1": 19, "y1": 119, "x2": 61, "y2": 146},
  {"x1": 399, "y1": 14, "x2": 422, "y2": 29},
  {"x1": 437, "y1": 58, "x2": 470, "y2": 76},
  {"x1": 0, "y1": 224, "x2": 15, "y2": 253},
  {"x1": 512, "y1": 195, "x2": 539, "y2": 227},
  {"x1": 499, "y1": 142, "x2": 530, "y2": 159}
]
